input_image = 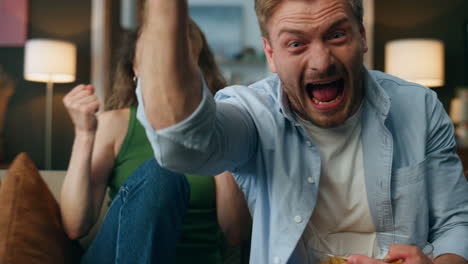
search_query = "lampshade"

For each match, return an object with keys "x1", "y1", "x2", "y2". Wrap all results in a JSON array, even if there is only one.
[
  {"x1": 450, "y1": 88, "x2": 468, "y2": 124},
  {"x1": 24, "y1": 39, "x2": 77, "y2": 83},
  {"x1": 385, "y1": 39, "x2": 444, "y2": 87}
]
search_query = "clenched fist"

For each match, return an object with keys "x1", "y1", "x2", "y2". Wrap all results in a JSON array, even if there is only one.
[{"x1": 63, "y1": 84, "x2": 100, "y2": 134}]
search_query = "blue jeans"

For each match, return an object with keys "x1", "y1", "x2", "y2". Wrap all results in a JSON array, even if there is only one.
[{"x1": 81, "y1": 158, "x2": 190, "y2": 264}]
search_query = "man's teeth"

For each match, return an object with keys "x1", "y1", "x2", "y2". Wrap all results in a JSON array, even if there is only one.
[
  {"x1": 312, "y1": 81, "x2": 335, "y2": 86},
  {"x1": 312, "y1": 94, "x2": 342, "y2": 105}
]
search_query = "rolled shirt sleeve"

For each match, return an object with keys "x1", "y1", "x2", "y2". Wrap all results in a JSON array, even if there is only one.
[
  {"x1": 135, "y1": 75, "x2": 257, "y2": 176},
  {"x1": 135, "y1": 75, "x2": 215, "y2": 169}
]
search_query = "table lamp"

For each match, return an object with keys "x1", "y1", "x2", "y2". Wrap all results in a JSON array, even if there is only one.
[
  {"x1": 24, "y1": 39, "x2": 76, "y2": 169},
  {"x1": 385, "y1": 39, "x2": 445, "y2": 87}
]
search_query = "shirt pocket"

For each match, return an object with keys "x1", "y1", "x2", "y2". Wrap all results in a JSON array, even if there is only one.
[
  {"x1": 390, "y1": 159, "x2": 429, "y2": 244},
  {"x1": 391, "y1": 158, "x2": 426, "y2": 187}
]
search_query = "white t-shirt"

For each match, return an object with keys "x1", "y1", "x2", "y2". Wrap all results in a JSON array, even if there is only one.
[{"x1": 294, "y1": 107, "x2": 378, "y2": 261}]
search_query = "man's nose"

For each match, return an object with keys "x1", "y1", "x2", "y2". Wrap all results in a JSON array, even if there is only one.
[{"x1": 307, "y1": 43, "x2": 334, "y2": 74}]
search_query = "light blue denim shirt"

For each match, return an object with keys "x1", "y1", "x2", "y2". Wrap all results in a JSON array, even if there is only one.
[{"x1": 136, "y1": 69, "x2": 468, "y2": 264}]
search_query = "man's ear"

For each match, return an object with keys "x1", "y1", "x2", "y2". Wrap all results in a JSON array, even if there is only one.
[
  {"x1": 359, "y1": 24, "x2": 368, "y2": 53},
  {"x1": 263, "y1": 36, "x2": 277, "y2": 73}
]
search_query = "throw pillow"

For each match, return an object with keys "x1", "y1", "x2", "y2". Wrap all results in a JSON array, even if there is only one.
[{"x1": 0, "y1": 153, "x2": 82, "y2": 264}]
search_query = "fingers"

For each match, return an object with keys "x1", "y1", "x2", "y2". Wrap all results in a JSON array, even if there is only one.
[
  {"x1": 71, "y1": 86, "x2": 94, "y2": 100},
  {"x1": 346, "y1": 254, "x2": 385, "y2": 264},
  {"x1": 64, "y1": 96, "x2": 100, "y2": 118},
  {"x1": 65, "y1": 84, "x2": 85, "y2": 98},
  {"x1": 80, "y1": 100, "x2": 100, "y2": 115},
  {"x1": 385, "y1": 244, "x2": 432, "y2": 264},
  {"x1": 63, "y1": 84, "x2": 94, "y2": 103},
  {"x1": 66, "y1": 84, "x2": 93, "y2": 98},
  {"x1": 63, "y1": 84, "x2": 100, "y2": 113},
  {"x1": 74, "y1": 94, "x2": 98, "y2": 105},
  {"x1": 73, "y1": 97, "x2": 100, "y2": 114},
  {"x1": 84, "y1": 84, "x2": 94, "y2": 92}
]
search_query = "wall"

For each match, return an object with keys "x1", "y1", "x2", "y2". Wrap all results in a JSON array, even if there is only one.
[
  {"x1": 0, "y1": 0, "x2": 91, "y2": 169},
  {"x1": 374, "y1": 0, "x2": 468, "y2": 109},
  {"x1": 188, "y1": 0, "x2": 263, "y2": 53}
]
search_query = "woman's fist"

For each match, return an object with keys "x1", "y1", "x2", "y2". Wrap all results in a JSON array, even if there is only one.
[{"x1": 63, "y1": 84, "x2": 100, "y2": 134}]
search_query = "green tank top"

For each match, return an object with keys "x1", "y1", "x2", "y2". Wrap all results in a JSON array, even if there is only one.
[{"x1": 108, "y1": 106, "x2": 224, "y2": 264}]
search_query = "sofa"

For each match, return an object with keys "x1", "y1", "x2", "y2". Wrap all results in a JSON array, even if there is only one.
[{"x1": 0, "y1": 153, "x2": 249, "y2": 264}]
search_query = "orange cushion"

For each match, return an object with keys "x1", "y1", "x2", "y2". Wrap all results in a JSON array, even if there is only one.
[{"x1": 0, "y1": 153, "x2": 82, "y2": 264}]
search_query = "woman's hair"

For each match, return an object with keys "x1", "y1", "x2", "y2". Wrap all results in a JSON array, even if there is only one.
[
  {"x1": 105, "y1": 31, "x2": 138, "y2": 110},
  {"x1": 105, "y1": 21, "x2": 227, "y2": 110},
  {"x1": 195, "y1": 25, "x2": 227, "y2": 96}
]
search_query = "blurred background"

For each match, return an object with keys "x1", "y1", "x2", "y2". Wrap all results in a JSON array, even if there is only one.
[{"x1": 0, "y1": 0, "x2": 467, "y2": 170}]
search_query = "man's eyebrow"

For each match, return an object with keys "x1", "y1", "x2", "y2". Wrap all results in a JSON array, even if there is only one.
[
  {"x1": 277, "y1": 17, "x2": 350, "y2": 38},
  {"x1": 277, "y1": 28, "x2": 307, "y2": 38},
  {"x1": 327, "y1": 17, "x2": 350, "y2": 31}
]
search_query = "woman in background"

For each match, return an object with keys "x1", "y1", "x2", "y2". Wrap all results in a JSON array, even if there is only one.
[{"x1": 60, "y1": 20, "x2": 251, "y2": 263}]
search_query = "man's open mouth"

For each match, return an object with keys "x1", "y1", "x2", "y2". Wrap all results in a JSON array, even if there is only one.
[{"x1": 306, "y1": 78, "x2": 345, "y2": 108}]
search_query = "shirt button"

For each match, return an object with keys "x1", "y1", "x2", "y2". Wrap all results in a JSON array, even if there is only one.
[
  {"x1": 307, "y1": 177, "x2": 314, "y2": 184},
  {"x1": 294, "y1": 215, "x2": 303, "y2": 223},
  {"x1": 306, "y1": 141, "x2": 312, "y2": 147},
  {"x1": 273, "y1": 256, "x2": 281, "y2": 264},
  {"x1": 383, "y1": 136, "x2": 389, "y2": 144}
]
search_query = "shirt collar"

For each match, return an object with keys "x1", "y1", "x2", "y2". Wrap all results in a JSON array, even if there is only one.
[{"x1": 362, "y1": 69, "x2": 391, "y2": 118}]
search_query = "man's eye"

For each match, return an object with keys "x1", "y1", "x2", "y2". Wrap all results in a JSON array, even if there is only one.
[
  {"x1": 329, "y1": 32, "x2": 345, "y2": 40},
  {"x1": 289, "y1": 42, "x2": 302, "y2": 48}
]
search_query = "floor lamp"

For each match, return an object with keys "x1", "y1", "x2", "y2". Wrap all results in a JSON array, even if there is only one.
[
  {"x1": 385, "y1": 39, "x2": 445, "y2": 88},
  {"x1": 24, "y1": 39, "x2": 76, "y2": 170}
]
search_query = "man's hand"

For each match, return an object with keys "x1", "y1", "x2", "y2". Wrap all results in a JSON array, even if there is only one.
[
  {"x1": 346, "y1": 244, "x2": 433, "y2": 264},
  {"x1": 434, "y1": 253, "x2": 468, "y2": 264}
]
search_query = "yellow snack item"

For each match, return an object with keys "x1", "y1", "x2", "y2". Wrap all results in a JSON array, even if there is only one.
[
  {"x1": 320, "y1": 256, "x2": 403, "y2": 264},
  {"x1": 319, "y1": 256, "x2": 347, "y2": 264}
]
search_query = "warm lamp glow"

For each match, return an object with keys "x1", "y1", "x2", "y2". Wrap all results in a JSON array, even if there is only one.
[
  {"x1": 385, "y1": 39, "x2": 445, "y2": 87},
  {"x1": 23, "y1": 39, "x2": 76, "y2": 169},
  {"x1": 24, "y1": 39, "x2": 76, "y2": 83}
]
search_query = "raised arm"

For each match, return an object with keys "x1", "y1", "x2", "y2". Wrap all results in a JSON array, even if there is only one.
[
  {"x1": 139, "y1": 0, "x2": 201, "y2": 130},
  {"x1": 60, "y1": 85, "x2": 116, "y2": 239},
  {"x1": 135, "y1": 1, "x2": 258, "y2": 178}
]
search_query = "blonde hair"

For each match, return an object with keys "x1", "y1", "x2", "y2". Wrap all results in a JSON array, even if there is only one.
[
  {"x1": 105, "y1": 21, "x2": 226, "y2": 110},
  {"x1": 255, "y1": 0, "x2": 363, "y2": 38}
]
